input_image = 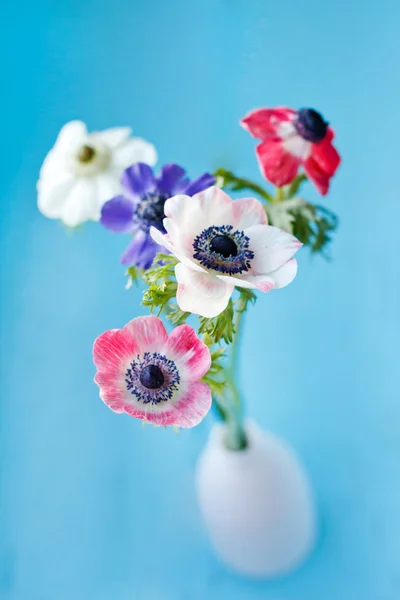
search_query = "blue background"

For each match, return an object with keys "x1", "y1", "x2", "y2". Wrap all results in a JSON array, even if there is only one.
[{"x1": 1, "y1": 0, "x2": 399, "y2": 598}]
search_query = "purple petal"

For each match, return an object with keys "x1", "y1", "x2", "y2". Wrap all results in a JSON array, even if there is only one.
[
  {"x1": 100, "y1": 195, "x2": 136, "y2": 233},
  {"x1": 184, "y1": 173, "x2": 215, "y2": 196},
  {"x1": 120, "y1": 229, "x2": 163, "y2": 269},
  {"x1": 121, "y1": 163, "x2": 156, "y2": 200},
  {"x1": 156, "y1": 163, "x2": 186, "y2": 194}
]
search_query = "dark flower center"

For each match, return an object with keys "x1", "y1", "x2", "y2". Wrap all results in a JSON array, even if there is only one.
[
  {"x1": 125, "y1": 352, "x2": 180, "y2": 405},
  {"x1": 139, "y1": 364, "x2": 165, "y2": 389},
  {"x1": 295, "y1": 108, "x2": 328, "y2": 143},
  {"x1": 209, "y1": 234, "x2": 238, "y2": 258},
  {"x1": 193, "y1": 225, "x2": 254, "y2": 275},
  {"x1": 136, "y1": 193, "x2": 169, "y2": 231},
  {"x1": 77, "y1": 145, "x2": 96, "y2": 163}
]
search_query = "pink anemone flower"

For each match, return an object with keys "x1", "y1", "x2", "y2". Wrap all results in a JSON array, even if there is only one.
[
  {"x1": 241, "y1": 107, "x2": 341, "y2": 195},
  {"x1": 93, "y1": 315, "x2": 212, "y2": 428}
]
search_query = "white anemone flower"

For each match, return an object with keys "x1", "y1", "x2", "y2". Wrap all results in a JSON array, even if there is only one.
[
  {"x1": 151, "y1": 186, "x2": 302, "y2": 318},
  {"x1": 37, "y1": 121, "x2": 157, "y2": 227}
]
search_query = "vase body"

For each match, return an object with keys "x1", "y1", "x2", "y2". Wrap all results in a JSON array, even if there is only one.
[{"x1": 196, "y1": 421, "x2": 316, "y2": 578}]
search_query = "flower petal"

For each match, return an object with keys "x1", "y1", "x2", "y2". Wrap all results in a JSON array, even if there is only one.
[
  {"x1": 61, "y1": 179, "x2": 100, "y2": 226},
  {"x1": 303, "y1": 156, "x2": 331, "y2": 195},
  {"x1": 175, "y1": 263, "x2": 234, "y2": 318},
  {"x1": 125, "y1": 315, "x2": 169, "y2": 353},
  {"x1": 166, "y1": 382, "x2": 212, "y2": 428},
  {"x1": 122, "y1": 381, "x2": 212, "y2": 428},
  {"x1": 256, "y1": 140, "x2": 300, "y2": 187},
  {"x1": 93, "y1": 327, "x2": 140, "y2": 374},
  {"x1": 163, "y1": 186, "x2": 234, "y2": 245},
  {"x1": 121, "y1": 163, "x2": 156, "y2": 199},
  {"x1": 114, "y1": 138, "x2": 157, "y2": 169},
  {"x1": 268, "y1": 258, "x2": 298, "y2": 288},
  {"x1": 156, "y1": 164, "x2": 186, "y2": 194},
  {"x1": 215, "y1": 274, "x2": 257, "y2": 289},
  {"x1": 150, "y1": 225, "x2": 205, "y2": 272},
  {"x1": 100, "y1": 195, "x2": 136, "y2": 233},
  {"x1": 120, "y1": 229, "x2": 160, "y2": 268},
  {"x1": 55, "y1": 120, "x2": 87, "y2": 151},
  {"x1": 94, "y1": 173, "x2": 123, "y2": 206},
  {"x1": 166, "y1": 325, "x2": 211, "y2": 382},
  {"x1": 311, "y1": 139, "x2": 341, "y2": 177},
  {"x1": 231, "y1": 197, "x2": 268, "y2": 229},
  {"x1": 246, "y1": 223, "x2": 302, "y2": 273},
  {"x1": 98, "y1": 127, "x2": 131, "y2": 149},
  {"x1": 37, "y1": 171, "x2": 76, "y2": 218},
  {"x1": 184, "y1": 173, "x2": 215, "y2": 196},
  {"x1": 241, "y1": 107, "x2": 296, "y2": 140}
]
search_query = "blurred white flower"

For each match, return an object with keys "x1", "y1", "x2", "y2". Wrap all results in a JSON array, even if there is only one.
[{"x1": 37, "y1": 121, "x2": 157, "y2": 227}]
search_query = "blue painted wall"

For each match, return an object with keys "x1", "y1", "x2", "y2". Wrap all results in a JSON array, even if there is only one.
[{"x1": 1, "y1": 0, "x2": 400, "y2": 598}]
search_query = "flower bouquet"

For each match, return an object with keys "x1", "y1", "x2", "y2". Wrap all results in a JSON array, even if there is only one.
[{"x1": 38, "y1": 106, "x2": 340, "y2": 577}]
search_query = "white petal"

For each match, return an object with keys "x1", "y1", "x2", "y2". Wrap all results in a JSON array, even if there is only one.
[
  {"x1": 175, "y1": 263, "x2": 234, "y2": 318},
  {"x1": 112, "y1": 137, "x2": 157, "y2": 168},
  {"x1": 216, "y1": 274, "x2": 256, "y2": 289},
  {"x1": 246, "y1": 224, "x2": 302, "y2": 274},
  {"x1": 94, "y1": 172, "x2": 122, "y2": 206},
  {"x1": 268, "y1": 258, "x2": 298, "y2": 288},
  {"x1": 150, "y1": 226, "x2": 205, "y2": 273},
  {"x1": 282, "y1": 132, "x2": 311, "y2": 160},
  {"x1": 97, "y1": 127, "x2": 131, "y2": 149},
  {"x1": 55, "y1": 120, "x2": 87, "y2": 151},
  {"x1": 39, "y1": 148, "x2": 71, "y2": 180},
  {"x1": 37, "y1": 171, "x2": 76, "y2": 218},
  {"x1": 230, "y1": 197, "x2": 268, "y2": 229},
  {"x1": 164, "y1": 187, "x2": 233, "y2": 238},
  {"x1": 60, "y1": 179, "x2": 99, "y2": 226}
]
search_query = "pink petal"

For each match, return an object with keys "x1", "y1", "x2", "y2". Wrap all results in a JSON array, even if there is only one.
[
  {"x1": 175, "y1": 263, "x2": 234, "y2": 318},
  {"x1": 256, "y1": 140, "x2": 300, "y2": 187},
  {"x1": 125, "y1": 315, "x2": 168, "y2": 353},
  {"x1": 311, "y1": 139, "x2": 341, "y2": 177},
  {"x1": 166, "y1": 324, "x2": 211, "y2": 382},
  {"x1": 93, "y1": 328, "x2": 140, "y2": 374},
  {"x1": 165, "y1": 382, "x2": 212, "y2": 428},
  {"x1": 122, "y1": 382, "x2": 212, "y2": 428},
  {"x1": 303, "y1": 156, "x2": 331, "y2": 195},
  {"x1": 95, "y1": 381, "x2": 127, "y2": 413},
  {"x1": 240, "y1": 107, "x2": 296, "y2": 140}
]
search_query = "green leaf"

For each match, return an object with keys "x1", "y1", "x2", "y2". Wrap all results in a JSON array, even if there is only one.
[
  {"x1": 201, "y1": 345, "x2": 229, "y2": 400},
  {"x1": 267, "y1": 197, "x2": 338, "y2": 256},
  {"x1": 125, "y1": 266, "x2": 144, "y2": 289},
  {"x1": 198, "y1": 299, "x2": 235, "y2": 344},
  {"x1": 235, "y1": 288, "x2": 257, "y2": 313},
  {"x1": 165, "y1": 304, "x2": 191, "y2": 326}
]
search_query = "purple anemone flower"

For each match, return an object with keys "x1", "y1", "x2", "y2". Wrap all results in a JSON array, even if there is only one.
[{"x1": 100, "y1": 163, "x2": 215, "y2": 269}]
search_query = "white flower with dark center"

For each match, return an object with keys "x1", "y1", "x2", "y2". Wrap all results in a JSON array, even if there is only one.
[
  {"x1": 151, "y1": 186, "x2": 302, "y2": 318},
  {"x1": 37, "y1": 121, "x2": 157, "y2": 227}
]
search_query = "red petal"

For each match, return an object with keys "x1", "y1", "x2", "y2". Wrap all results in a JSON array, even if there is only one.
[
  {"x1": 256, "y1": 140, "x2": 300, "y2": 187},
  {"x1": 303, "y1": 156, "x2": 331, "y2": 195},
  {"x1": 241, "y1": 107, "x2": 296, "y2": 140},
  {"x1": 311, "y1": 140, "x2": 341, "y2": 177}
]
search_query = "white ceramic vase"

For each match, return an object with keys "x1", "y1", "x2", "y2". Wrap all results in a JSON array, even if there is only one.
[{"x1": 196, "y1": 421, "x2": 316, "y2": 578}]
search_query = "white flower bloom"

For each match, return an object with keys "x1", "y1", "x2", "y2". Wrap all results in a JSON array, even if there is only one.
[
  {"x1": 37, "y1": 121, "x2": 157, "y2": 227},
  {"x1": 151, "y1": 186, "x2": 302, "y2": 318}
]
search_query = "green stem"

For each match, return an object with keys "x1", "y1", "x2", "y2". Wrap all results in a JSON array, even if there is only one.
[
  {"x1": 214, "y1": 169, "x2": 273, "y2": 203},
  {"x1": 222, "y1": 310, "x2": 248, "y2": 451}
]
